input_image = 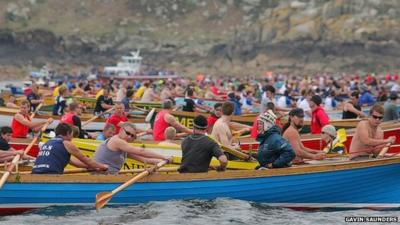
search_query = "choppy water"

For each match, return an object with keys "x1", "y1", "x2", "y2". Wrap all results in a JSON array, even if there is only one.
[{"x1": 1, "y1": 199, "x2": 399, "y2": 225}]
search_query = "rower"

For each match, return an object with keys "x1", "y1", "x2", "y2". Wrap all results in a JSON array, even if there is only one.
[
  {"x1": 5, "y1": 95, "x2": 18, "y2": 108},
  {"x1": 309, "y1": 95, "x2": 329, "y2": 134},
  {"x1": 250, "y1": 102, "x2": 282, "y2": 138},
  {"x1": 342, "y1": 91, "x2": 365, "y2": 119},
  {"x1": 61, "y1": 102, "x2": 85, "y2": 138},
  {"x1": 256, "y1": 110, "x2": 295, "y2": 169},
  {"x1": 11, "y1": 100, "x2": 53, "y2": 138},
  {"x1": 93, "y1": 122, "x2": 171, "y2": 174},
  {"x1": 52, "y1": 85, "x2": 67, "y2": 116},
  {"x1": 383, "y1": 92, "x2": 399, "y2": 122},
  {"x1": 32, "y1": 123, "x2": 108, "y2": 174},
  {"x1": 141, "y1": 82, "x2": 160, "y2": 103},
  {"x1": 96, "y1": 123, "x2": 115, "y2": 141},
  {"x1": 27, "y1": 84, "x2": 44, "y2": 112},
  {"x1": 227, "y1": 92, "x2": 242, "y2": 116},
  {"x1": 260, "y1": 85, "x2": 290, "y2": 114},
  {"x1": 94, "y1": 88, "x2": 113, "y2": 115},
  {"x1": 178, "y1": 115, "x2": 227, "y2": 173},
  {"x1": 121, "y1": 89, "x2": 134, "y2": 112},
  {"x1": 207, "y1": 102, "x2": 222, "y2": 133},
  {"x1": 182, "y1": 88, "x2": 210, "y2": 113},
  {"x1": 359, "y1": 84, "x2": 376, "y2": 107},
  {"x1": 211, "y1": 102, "x2": 241, "y2": 150},
  {"x1": 282, "y1": 108, "x2": 325, "y2": 163},
  {"x1": 349, "y1": 104, "x2": 396, "y2": 160},
  {"x1": 0, "y1": 126, "x2": 33, "y2": 162},
  {"x1": 158, "y1": 127, "x2": 180, "y2": 147},
  {"x1": 105, "y1": 103, "x2": 128, "y2": 134},
  {"x1": 153, "y1": 99, "x2": 192, "y2": 141}
]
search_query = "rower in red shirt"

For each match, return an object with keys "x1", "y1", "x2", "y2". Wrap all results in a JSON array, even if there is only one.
[
  {"x1": 153, "y1": 100, "x2": 192, "y2": 141},
  {"x1": 11, "y1": 100, "x2": 53, "y2": 138},
  {"x1": 207, "y1": 103, "x2": 222, "y2": 133},
  {"x1": 61, "y1": 102, "x2": 85, "y2": 138},
  {"x1": 309, "y1": 95, "x2": 329, "y2": 134},
  {"x1": 105, "y1": 103, "x2": 128, "y2": 134}
]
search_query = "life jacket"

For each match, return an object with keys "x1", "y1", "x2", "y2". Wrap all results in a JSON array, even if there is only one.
[
  {"x1": 61, "y1": 112, "x2": 75, "y2": 125},
  {"x1": 153, "y1": 110, "x2": 170, "y2": 141},
  {"x1": 11, "y1": 113, "x2": 30, "y2": 138}
]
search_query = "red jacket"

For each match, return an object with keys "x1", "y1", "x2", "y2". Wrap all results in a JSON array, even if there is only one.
[{"x1": 311, "y1": 106, "x2": 329, "y2": 134}]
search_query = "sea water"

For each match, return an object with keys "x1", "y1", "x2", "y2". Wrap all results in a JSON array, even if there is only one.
[{"x1": 0, "y1": 199, "x2": 399, "y2": 225}]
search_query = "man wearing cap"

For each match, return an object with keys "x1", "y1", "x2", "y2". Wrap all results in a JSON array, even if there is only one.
[
  {"x1": 383, "y1": 92, "x2": 399, "y2": 122},
  {"x1": 320, "y1": 125, "x2": 345, "y2": 154},
  {"x1": 178, "y1": 115, "x2": 228, "y2": 173},
  {"x1": 153, "y1": 99, "x2": 193, "y2": 141},
  {"x1": 309, "y1": 95, "x2": 330, "y2": 134},
  {"x1": 256, "y1": 110, "x2": 295, "y2": 169},
  {"x1": 349, "y1": 104, "x2": 396, "y2": 160},
  {"x1": 282, "y1": 108, "x2": 325, "y2": 163}
]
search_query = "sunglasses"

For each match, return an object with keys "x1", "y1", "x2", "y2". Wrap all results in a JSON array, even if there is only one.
[
  {"x1": 372, "y1": 115, "x2": 383, "y2": 120},
  {"x1": 124, "y1": 128, "x2": 136, "y2": 138}
]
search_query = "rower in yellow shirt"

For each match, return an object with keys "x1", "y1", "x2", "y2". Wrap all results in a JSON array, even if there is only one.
[
  {"x1": 52, "y1": 81, "x2": 64, "y2": 97},
  {"x1": 95, "y1": 88, "x2": 104, "y2": 99},
  {"x1": 134, "y1": 83, "x2": 147, "y2": 100}
]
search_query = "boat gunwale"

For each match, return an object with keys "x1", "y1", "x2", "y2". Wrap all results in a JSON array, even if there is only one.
[{"x1": 6, "y1": 156, "x2": 400, "y2": 184}]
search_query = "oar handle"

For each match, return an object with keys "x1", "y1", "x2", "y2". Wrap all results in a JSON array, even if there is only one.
[
  {"x1": 82, "y1": 107, "x2": 114, "y2": 127},
  {"x1": 30, "y1": 103, "x2": 44, "y2": 120},
  {"x1": 207, "y1": 135, "x2": 253, "y2": 161},
  {"x1": 132, "y1": 105, "x2": 148, "y2": 113},
  {"x1": 377, "y1": 143, "x2": 391, "y2": 158}
]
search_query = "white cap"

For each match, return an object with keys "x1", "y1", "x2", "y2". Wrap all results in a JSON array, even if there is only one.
[{"x1": 322, "y1": 125, "x2": 336, "y2": 138}]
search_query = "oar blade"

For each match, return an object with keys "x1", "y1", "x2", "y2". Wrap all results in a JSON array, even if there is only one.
[
  {"x1": 0, "y1": 171, "x2": 10, "y2": 188},
  {"x1": 95, "y1": 192, "x2": 113, "y2": 211}
]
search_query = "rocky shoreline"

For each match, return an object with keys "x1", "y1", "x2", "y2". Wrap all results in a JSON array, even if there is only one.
[{"x1": 1, "y1": 0, "x2": 400, "y2": 76}]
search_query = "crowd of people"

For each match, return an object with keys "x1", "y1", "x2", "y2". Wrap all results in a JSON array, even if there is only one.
[{"x1": 0, "y1": 72, "x2": 398, "y2": 174}]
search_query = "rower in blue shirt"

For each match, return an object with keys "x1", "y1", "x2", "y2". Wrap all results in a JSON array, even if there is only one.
[{"x1": 32, "y1": 123, "x2": 108, "y2": 174}]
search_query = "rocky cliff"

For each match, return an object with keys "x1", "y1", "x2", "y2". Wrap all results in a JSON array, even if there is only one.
[{"x1": 1, "y1": 0, "x2": 400, "y2": 78}]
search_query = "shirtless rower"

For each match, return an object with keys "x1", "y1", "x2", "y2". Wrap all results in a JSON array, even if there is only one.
[
  {"x1": 349, "y1": 104, "x2": 396, "y2": 160},
  {"x1": 211, "y1": 101, "x2": 251, "y2": 149},
  {"x1": 282, "y1": 108, "x2": 325, "y2": 163}
]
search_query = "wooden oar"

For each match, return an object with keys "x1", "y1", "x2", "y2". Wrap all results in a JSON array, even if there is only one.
[
  {"x1": 81, "y1": 107, "x2": 114, "y2": 128},
  {"x1": 30, "y1": 103, "x2": 43, "y2": 120},
  {"x1": 207, "y1": 135, "x2": 253, "y2": 161},
  {"x1": 0, "y1": 159, "x2": 32, "y2": 168},
  {"x1": 145, "y1": 108, "x2": 156, "y2": 123},
  {"x1": 95, "y1": 160, "x2": 168, "y2": 211},
  {"x1": 131, "y1": 105, "x2": 149, "y2": 113},
  {"x1": 0, "y1": 121, "x2": 51, "y2": 188},
  {"x1": 377, "y1": 143, "x2": 391, "y2": 158}
]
